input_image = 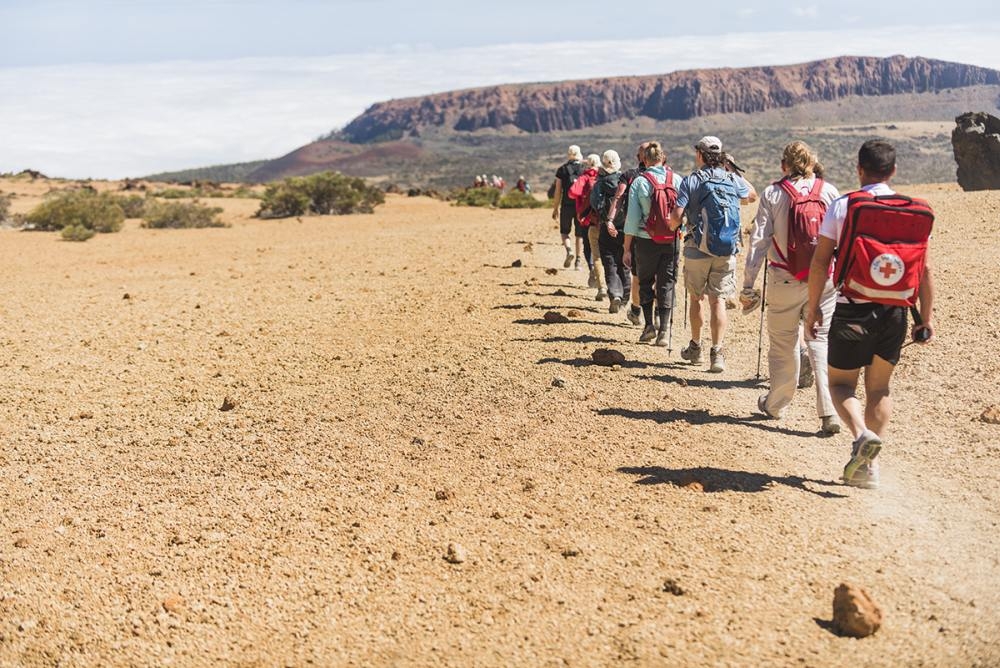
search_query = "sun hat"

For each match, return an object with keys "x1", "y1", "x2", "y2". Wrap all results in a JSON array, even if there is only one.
[
  {"x1": 601, "y1": 150, "x2": 622, "y2": 174},
  {"x1": 722, "y1": 152, "x2": 746, "y2": 175},
  {"x1": 586, "y1": 153, "x2": 601, "y2": 170},
  {"x1": 568, "y1": 145, "x2": 583, "y2": 161}
]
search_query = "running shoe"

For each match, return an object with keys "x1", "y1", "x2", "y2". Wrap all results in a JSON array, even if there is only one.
[
  {"x1": 757, "y1": 394, "x2": 779, "y2": 419},
  {"x1": 842, "y1": 431, "x2": 882, "y2": 486},
  {"x1": 609, "y1": 297, "x2": 622, "y2": 314},
  {"x1": 563, "y1": 250, "x2": 574, "y2": 269},
  {"x1": 820, "y1": 415, "x2": 841, "y2": 435}
]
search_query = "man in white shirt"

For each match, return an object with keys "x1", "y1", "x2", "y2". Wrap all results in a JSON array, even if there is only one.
[{"x1": 805, "y1": 140, "x2": 935, "y2": 489}]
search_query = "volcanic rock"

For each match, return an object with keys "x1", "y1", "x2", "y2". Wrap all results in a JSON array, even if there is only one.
[
  {"x1": 832, "y1": 583, "x2": 883, "y2": 638},
  {"x1": 953, "y1": 112, "x2": 1000, "y2": 191},
  {"x1": 980, "y1": 405, "x2": 1000, "y2": 424},
  {"x1": 592, "y1": 349, "x2": 626, "y2": 366},
  {"x1": 543, "y1": 311, "x2": 570, "y2": 324},
  {"x1": 444, "y1": 542, "x2": 467, "y2": 564}
]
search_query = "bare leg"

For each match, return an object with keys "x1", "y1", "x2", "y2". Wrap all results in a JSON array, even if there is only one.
[
  {"x1": 689, "y1": 294, "x2": 704, "y2": 343},
  {"x1": 828, "y1": 366, "x2": 865, "y2": 439},
  {"x1": 708, "y1": 294, "x2": 728, "y2": 347},
  {"x1": 863, "y1": 356, "x2": 896, "y2": 438}
]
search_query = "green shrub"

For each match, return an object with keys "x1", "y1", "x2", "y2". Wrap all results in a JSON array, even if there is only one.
[
  {"x1": 256, "y1": 171, "x2": 385, "y2": 219},
  {"x1": 497, "y1": 191, "x2": 547, "y2": 209},
  {"x1": 25, "y1": 190, "x2": 124, "y2": 233},
  {"x1": 61, "y1": 225, "x2": 96, "y2": 242},
  {"x1": 453, "y1": 187, "x2": 501, "y2": 207},
  {"x1": 142, "y1": 200, "x2": 226, "y2": 229},
  {"x1": 115, "y1": 194, "x2": 147, "y2": 218}
]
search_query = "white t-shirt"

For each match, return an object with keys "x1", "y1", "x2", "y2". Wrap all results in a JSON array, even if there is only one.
[{"x1": 819, "y1": 182, "x2": 895, "y2": 303}]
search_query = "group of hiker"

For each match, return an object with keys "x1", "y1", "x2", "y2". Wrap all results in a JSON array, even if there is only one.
[
  {"x1": 549, "y1": 137, "x2": 935, "y2": 490},
  {"x1": 473, "y1": 174, "x2": 531, "y2": 193}
]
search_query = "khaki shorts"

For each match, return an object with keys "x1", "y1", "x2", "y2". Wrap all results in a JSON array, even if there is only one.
[{"x1": 684, "y1": 254, "x2": 736, "y2": 298}]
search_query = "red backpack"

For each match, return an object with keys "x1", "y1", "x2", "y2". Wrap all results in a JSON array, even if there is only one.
[
  {"x1": 569, "y1": 169, "x2": 596, "y2": 226},
  {"x1": 771, "y1": 177, "x2": 827, "y2": 280},
  {"x1": 641, "y1": 169, "x2": 677, "y2": 243},
  {"x1": 833, "y1": 191, "x2": 934, "y2": 307}
]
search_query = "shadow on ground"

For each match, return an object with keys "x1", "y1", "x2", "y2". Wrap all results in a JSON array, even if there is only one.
[
  {"x1": 597, "y1": 407, "x2": 820, "y2": 438},
  {"x1": 637, "y1": 373, "x2": 768, "y2": 390},
  {"x1": 617, "y1": 465, "x2": 847, "y2": 498}
]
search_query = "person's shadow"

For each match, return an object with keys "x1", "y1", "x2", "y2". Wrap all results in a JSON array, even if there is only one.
[
  {"x1": 597, "y1": 407, "x2": 820, "y2": 438},
  {"x1": 617, "y1": 465, "x2": 846, "y2": 498}
]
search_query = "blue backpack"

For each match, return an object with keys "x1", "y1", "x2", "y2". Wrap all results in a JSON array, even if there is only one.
[{"x1": 694, "y1": 172, "x2": 742, "y2": 256}]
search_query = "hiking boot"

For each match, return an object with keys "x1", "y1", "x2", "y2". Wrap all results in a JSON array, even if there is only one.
[
  {"x1": 680, "y1": 340, "x2": 702, "y2": 364},
  {"x1": 709, "y1": 346, "x2": 725, "y2": 373},
  {"x1": 757, "y1": 394, "x2": 779, "y2": 419},
  {"x1": 842, "y1": 431, "x2": 882, "y2": 486},
  {"x1": 639, "y1": 324, "x2": 657, "y2": 343},
  {"x1": 820, "y1": 415, "x2": 842, "y2": 435},
  {"x1": 588, "y1": 267, "x2": 598, "y2": 288},
  {"x1": 627, "y1": 305, "x2": 642, "y2": 326},
  {"x1": 574, "y1": 258, "x2": 582, "y2": 271},
  {"x1": 563, "y1": 249, "x2": 574, "y2": 269},
  {"x1": 609, "y1": 296, "x2": 622, "y2": 314},
  {"x1": 798, "y1": 351, "x2": 814, "y2": 389},
  {"x1": 654, "y1": 329, "x2": 670, "y2": 347},
  {"x1": 595, "y1": 289, "x2": 607, "y2": 302}
]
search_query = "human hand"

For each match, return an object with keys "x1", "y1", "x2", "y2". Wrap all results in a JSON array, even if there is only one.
[
  {"x1": 623, "y1": 250, "x2": 632, "y2": 270},
  {"x1": 806, "y1": 308, "x2": 823, "y2": 339},
  {"x1": 912, "y1": 323, "x2": 933, "y2": 344},
  {"x1": 607, "y1": 222, "x2": 618, "y2": 238},
  {"x1": 739, "y1": 288, "x2": 760, "y2": 313},
  {"x1": 551, "y1": 208, "x2": 558, "y2": 221}
]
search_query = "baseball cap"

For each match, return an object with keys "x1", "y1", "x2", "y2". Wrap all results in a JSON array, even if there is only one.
[{"x1": 694, "y1": 136, "x2": 723, "y2": 154}]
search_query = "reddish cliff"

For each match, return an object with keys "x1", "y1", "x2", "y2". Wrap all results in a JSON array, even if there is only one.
[{"x1": 340, "y1": 56, "x2": 1000, "y2": 143}]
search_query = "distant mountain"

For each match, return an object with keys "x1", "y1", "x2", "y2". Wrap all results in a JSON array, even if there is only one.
[{"x1": 338, "y1": 55, "x2": 1000, "y2": 143}]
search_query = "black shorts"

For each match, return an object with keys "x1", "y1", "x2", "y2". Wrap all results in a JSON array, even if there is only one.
[
  {"x1": 828, "y1": 303, "x2": 907, "y2": 369},
  {"x1": 559, "y1": 204, "x2": 577, "y2": 236}
]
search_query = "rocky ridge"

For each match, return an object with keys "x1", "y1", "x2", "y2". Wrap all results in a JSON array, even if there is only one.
[{"x1": 341, "y1": 56, "x2": 1000, "y2": 143}]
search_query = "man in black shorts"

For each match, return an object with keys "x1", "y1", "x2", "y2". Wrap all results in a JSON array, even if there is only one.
[
  {"x1": 805, "y1": 139, "x2": 935, "y2": 489},
  {"x1": 552, "y1": 145, "x2": 585, "y2": 269}
]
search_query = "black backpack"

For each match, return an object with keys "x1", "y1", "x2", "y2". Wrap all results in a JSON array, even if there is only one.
[{"x1": 612, "y1": 167, "x2": 642, "y2": 229}]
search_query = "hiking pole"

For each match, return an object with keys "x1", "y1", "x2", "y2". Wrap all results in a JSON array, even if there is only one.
[
  {"x1": 755, "y1": 267, "x2": 768, "y2": 381},
  {"x1": 667, "y1": 284, "x2": 676, "y2": 356}
]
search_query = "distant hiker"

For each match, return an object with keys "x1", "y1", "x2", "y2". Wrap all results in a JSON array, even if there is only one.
[
  {"x1": 805, "y1": 139, "x2": 935, "y2": 489},
  {"x1": 552, "y1": 145, "x2": 585, "y2": 269},
  {"x1": 473, "y1": 175, "x2": 485, "y2": 188},
  {"x1": 623, "y1": 141, "x2": 683, "y2": 347},
  {"x1": 515, "y1": 176, "x2": 530, "y2": 193},
  {"x1": 608, "y1": 142, "x2": 649, "y2": 325},
  {"x1": 592, "y1": 149, "x2": 628, "y2": 312},
  {"x1": 570, "y1": 154, "x2": 607, "y2": 300},
  {"x1": 671, "y1": 135, "x2": 758, "y2": 372},
  {"x1": 742, "y1": 140, "x2": 842, "y2": 434}
]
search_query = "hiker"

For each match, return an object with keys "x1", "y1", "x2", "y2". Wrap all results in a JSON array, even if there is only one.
[
  {"x1": 608, "y1": 142, "x2": 649, "y2": 324},
  {"x1": 551, "y1": 145, "x2": 586, "y2": 270},
  {"x1": 570, "y1": 154, "x2": 607, "y2": 300},
  {"x1": 671, "y1": 136, "x2": 757, "y2": 372},
  {"x1": 741, "y1": 141, "x2": 842, "y2": 434},
  {"x1": 515, "y1": 176, "x2": 530, "y2": 193},
  {"x1": 623, "y1": 141, "x2": 683, "y2": 347},
  {"x1": 805, "y1": 139, "x2": 935, "y2": 489},
  {"x1": 592, "y1": 149, "x2": 629, "y2": 312},
  {"x1": 473, "y1": 175, "x2": 485, "y2": 188}
]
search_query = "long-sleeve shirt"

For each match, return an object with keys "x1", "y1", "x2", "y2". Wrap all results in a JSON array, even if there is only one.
[
  {"x1": 624, "y1": 166, "x2": 683, "y2": 239},
  {"x1": 743, "y1": 176, "x2": 841, "y2": 288}
]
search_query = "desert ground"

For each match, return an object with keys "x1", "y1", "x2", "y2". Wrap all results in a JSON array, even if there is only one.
[{"x1": 1, "y1": 177, "x2": 998, "y2": 667}]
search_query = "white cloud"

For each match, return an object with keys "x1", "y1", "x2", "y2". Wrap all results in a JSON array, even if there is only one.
[
  {"x1": 1, "y1": 23, "x2": 998, "y2": 179},
  {"x1": 792, "y1": 5, "x2": 819, "y2": 18}
]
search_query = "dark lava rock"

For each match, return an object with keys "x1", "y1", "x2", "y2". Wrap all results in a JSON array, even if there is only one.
[{"x1": 953, "y1": 111, "x2": 1000, "y2": 191}]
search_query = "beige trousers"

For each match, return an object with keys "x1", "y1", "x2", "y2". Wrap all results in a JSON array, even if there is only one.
[
  {"x1": 587, "y1": 225, "x2": 605, "y2": 290},
  {"x1": 761, "y1": 274, "x2": 837, "y2": 418}
]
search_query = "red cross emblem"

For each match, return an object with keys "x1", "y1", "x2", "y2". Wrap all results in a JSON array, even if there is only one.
[{"x1": 879, "y1": 261, "x2": 898, "y2": 279}]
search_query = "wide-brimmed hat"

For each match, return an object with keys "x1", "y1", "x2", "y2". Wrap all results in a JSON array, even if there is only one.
[
  {"x1": 601, "y1": 149, "x2": 621, "y2": 173},
  {"x1": 568, "y1": 145, "x2": 583, "y2": 161}
]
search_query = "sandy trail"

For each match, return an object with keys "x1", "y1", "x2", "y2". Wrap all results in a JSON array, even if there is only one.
[{"x1": 1, "y1": 182, "x2": 998, "y2": 666}]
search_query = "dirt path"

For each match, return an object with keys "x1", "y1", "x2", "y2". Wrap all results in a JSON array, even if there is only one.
[{"x1": 1, "y1": 183, "x2": 998, "y2": 666}]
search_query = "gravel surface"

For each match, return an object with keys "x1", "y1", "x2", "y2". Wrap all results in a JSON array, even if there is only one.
[{"x1": 1, "y1": 179, "x2": 998, "y2": 666}]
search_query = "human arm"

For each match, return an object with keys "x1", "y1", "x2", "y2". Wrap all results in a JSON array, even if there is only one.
[
  {"x1": 670, "y1": 175, "x2": 691, "y2": 231},
  {"x1": 551, "y1": 179, "x2": 562, "y2": 220},
  {"x1": 623, "y1": 234, "x2": 634, "y2": 269},
  {"x1": 913, "y1": 263, "x2": 934, "y2": 342},
  {"x1": 805, "y1": 236, "x2": 837, "y2": 338},
  {"x1": 606, "y1": 180, "x2": 628, "y2": 236}
]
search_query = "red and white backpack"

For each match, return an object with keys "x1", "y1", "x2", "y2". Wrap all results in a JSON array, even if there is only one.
[{"x1": 833, "y1": 191, "x2": 934, "y2": 307}]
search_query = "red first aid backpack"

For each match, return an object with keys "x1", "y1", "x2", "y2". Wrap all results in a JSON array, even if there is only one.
[
  {"x1": 641, "y1": 169, "x2": 677, "y2": 244},
  {"x1": 833, "y1": 191, "x2": 934, "y2": 307},
  {"x1": 771, "y1": 177, "x2": 827, "y2": 280},
  {"x1": 570, "y1": 169, "x2": 596, "y2": 226}
]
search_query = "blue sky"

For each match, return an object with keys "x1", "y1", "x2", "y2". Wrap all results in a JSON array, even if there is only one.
[{"x1": 2, "y1": 0, "x2": 999, "y2": 177}]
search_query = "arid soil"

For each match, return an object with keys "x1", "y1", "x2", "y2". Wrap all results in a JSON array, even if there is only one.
[{"x1": 1, "y1": 178, "x2": 999, "y2": 667}]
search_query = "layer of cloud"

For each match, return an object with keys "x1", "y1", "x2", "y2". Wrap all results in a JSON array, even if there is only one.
[{"x1": 1, "y1": 23, "x2": 998, "y2": 179}]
